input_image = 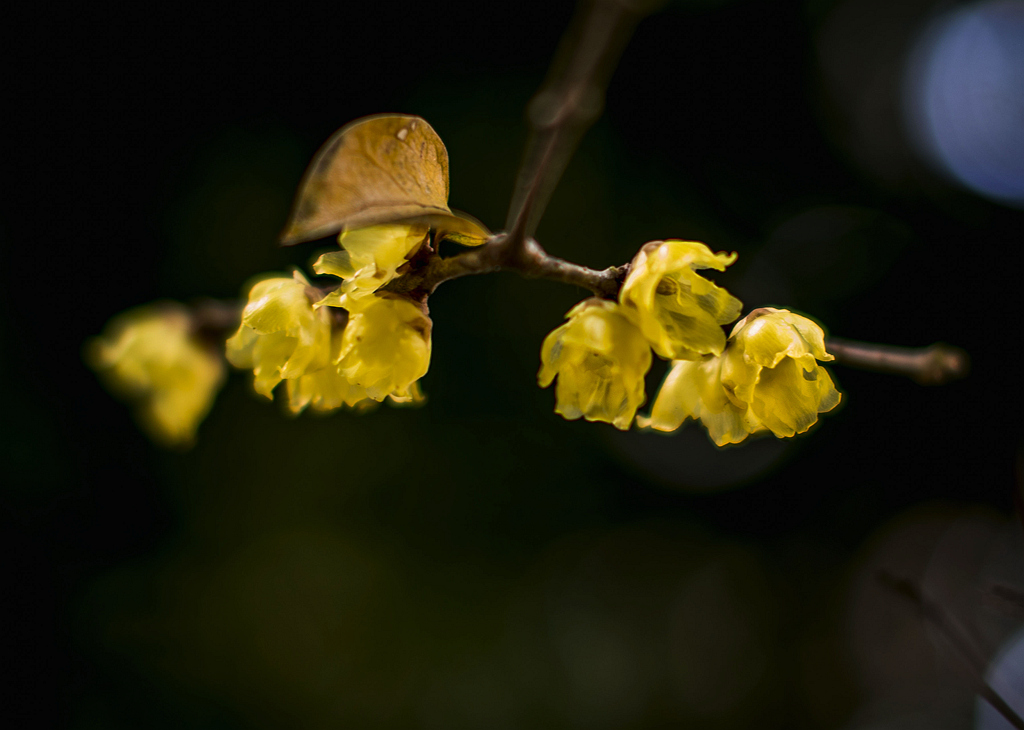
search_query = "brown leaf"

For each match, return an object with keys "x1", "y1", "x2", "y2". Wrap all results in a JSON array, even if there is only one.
[{"x1": 280, "y1": 114, "x2": 489, "y2": 246}]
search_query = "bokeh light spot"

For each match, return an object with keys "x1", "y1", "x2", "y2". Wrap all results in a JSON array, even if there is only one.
[{"x1": 904, "y1": 0, "x2": 1024, "y2": 207}]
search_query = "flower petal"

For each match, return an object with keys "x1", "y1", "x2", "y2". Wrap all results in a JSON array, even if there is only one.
[
  {"x1": 643, "y1": 359, "x2": 703, "y2": 432},
  {"x1": 749, "y1": 356, "x2": 838, "y2": 437},
  {"x1": 241, "y1": 276, "x2": 316, "y2": 335}
]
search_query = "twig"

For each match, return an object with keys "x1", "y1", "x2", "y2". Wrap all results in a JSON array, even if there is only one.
[
  {"x1": 382, "y1": 233, "x2": 627, "y2": 299},
  {"x1": 503, "y1": 0, "x2": 651, "y2": 251},
  {"x1": 826, "y1": 337, "x2": 969, "y2": 385},
  {"x1": 877, "y1": 571, "x2": 1024, "y2": 730}
]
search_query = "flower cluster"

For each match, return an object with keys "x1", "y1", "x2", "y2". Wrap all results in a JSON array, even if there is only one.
[
  {"x1": 643, "y1": 309, "x2": 841, "y2": 445},
  {"x1": 226, "y1": 225, "x2": 433, "y2": 412},
  {"x1": 539, "y1": 241, "x2": 841, "y2": 444},
  {"x1": 222, "y1": 114, "x2": 493, "y2": 419},
  {"x1": 86, "y1": 303, "x2": 225, "y2": 447},
  {"x1": 88, "y1": 115, "x2": 844, "y2": 450}
]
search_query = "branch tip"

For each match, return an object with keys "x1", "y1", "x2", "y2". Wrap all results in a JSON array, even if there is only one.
[{"x1": 827, "y1": 338, "x2": 969, "y2": 385}]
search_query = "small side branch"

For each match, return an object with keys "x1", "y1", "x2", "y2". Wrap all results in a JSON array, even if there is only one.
[
  {"x1": 877, "y1": 571, "x2": 1024, "y2": 730},
  {"x1": 826, "y1": 337, "x2": 969, "y2": 385}
]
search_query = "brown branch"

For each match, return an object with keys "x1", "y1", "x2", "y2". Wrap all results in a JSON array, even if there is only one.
[
  {"x1": 504, "y1": 0, "x2": 652, "y2": 250},
  {"x1": 826, "y1": 337, "x2": 969, "y2": 385},
  {"x1": 383, "y1": 233, "x2": 627, "y2": 299},
  {"x1": 877, "y1": 571, "x2": 1024, "y2": 730},
  {"x1": 380, "y1": 240, "x2": 972, "y2": 387},
  {"x1": 190, "y1": 297, "x2": 241, "y2": 338}
]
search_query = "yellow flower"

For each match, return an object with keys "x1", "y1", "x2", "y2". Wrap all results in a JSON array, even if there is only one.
[
  {"x1": 228, "y1": 270, "x2": 426, "y2": 412},
  {"x1": 284, "y1": 329, "x2": 373, "y2": 414},
  {"x1": 642, "y1": 356, "x2": 764, "y2": 446},
  {"x1": 334, "y1": 293, "x2": 431, "y2": 401},
  {"x1": 313, "y1": 222, "x2": 429, "y2": 304},
  {"x1": 720, "y1": 308, "x2": 841, "y2": 438},
  {"x1": 86, "y1": 303, "x2": 225, "y2": 448},
  {"x1": 619, "y1": 240, "x2": 743, "y2": 360},
  {"x1": 538, "y1": 298, "x2": 652, "y2": 430},
  {"x1": 225, "y1": 271, "x2": 331, "y2": 398}
]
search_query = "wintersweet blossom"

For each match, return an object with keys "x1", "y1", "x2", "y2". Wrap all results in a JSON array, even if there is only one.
[
  {"x1": 720, "y1": 308, "x2": 841, "y2": 439},
  {"x1": 333, "y1": 293, "x2": 431, "y2": 402},
  {"x1": 538, "y1": 298, "x2": 652, "y2": 430},
  {"x1": 313, "y1": 223, "x2": 430, "y2": 304},
  {"x1": 86, "y1": 303, "x2": 225, "y2": 447},
  {"x1": 619, "y1": 240, "x2": 742, "y2": 360},
  {"x1": 225, "y1": 271, "x2": 331, "y2": 398}
]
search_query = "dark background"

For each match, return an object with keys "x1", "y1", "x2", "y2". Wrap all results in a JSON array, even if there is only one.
[{"x1": 5, "y1": 0, "x2": 1023, "y2": 728}]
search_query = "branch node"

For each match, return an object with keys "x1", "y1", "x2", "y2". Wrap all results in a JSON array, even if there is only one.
[{"x1": 915, "y1": 343, "x2": 970, "y2": 386}]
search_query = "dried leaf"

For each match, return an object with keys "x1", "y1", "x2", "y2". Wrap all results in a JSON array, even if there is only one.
[{"x1": 281, "y1": 114, "x2": 489, "y2": 246}]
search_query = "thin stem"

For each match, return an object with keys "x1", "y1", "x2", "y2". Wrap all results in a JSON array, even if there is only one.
[
  {"x1": 191, "y1": 297, "x2": 241, "y2": 337},
  {"x1": 826, "y1": 337, "x2": 969, "y2": 385}
]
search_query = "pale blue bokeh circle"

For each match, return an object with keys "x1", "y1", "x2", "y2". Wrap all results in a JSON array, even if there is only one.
[{"x1": 904, "y1": 1, "x2": 1024, "y2": 207}]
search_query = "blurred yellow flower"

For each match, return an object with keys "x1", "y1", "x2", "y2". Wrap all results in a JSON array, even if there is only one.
[
  {"x1": 538, "y1": 298, "x2": 652, "y2": 430},
  {"x1": 225, "y1": 271, "x2": 331, "y2": 399},
  {"x1": 720, "y1": 308, "x2": 841, "y2": 438},
  {"x1": 642, "y1": 356, "x2": 764, "y2": 446},
  {"x1": 334, "y1": 293, "x2": 431, "y2": 402},
  {"x1": 619, "y1": 240, "x2": 742, "y2": 360},
  {"x1": 86, "y1": 303, "x2": 225, "y2": 448},
  {"x1": 313, "y1": 223, "x2": 429, "y2": 305}
]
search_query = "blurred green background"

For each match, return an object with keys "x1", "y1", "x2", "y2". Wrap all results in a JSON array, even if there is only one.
[{"x1": 5, "y1": 0, "x2": 1024, "y2": 728}]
